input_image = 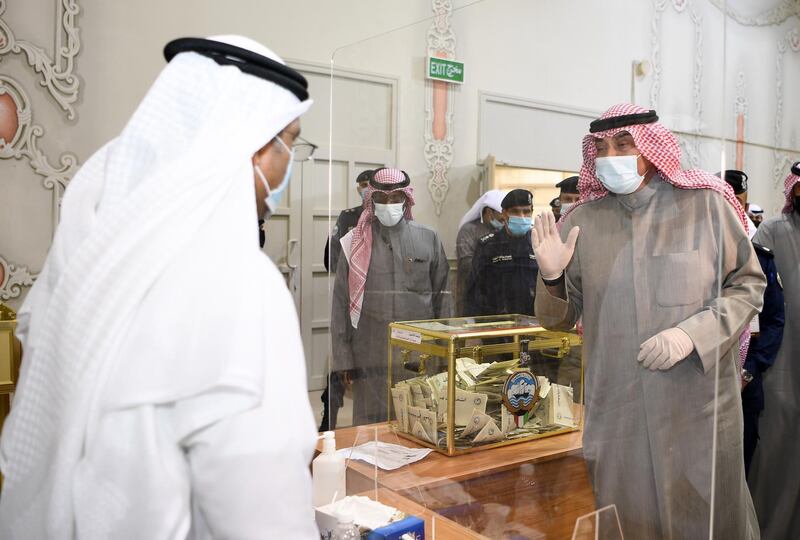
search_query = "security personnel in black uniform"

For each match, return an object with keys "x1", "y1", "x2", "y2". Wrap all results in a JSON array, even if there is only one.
[
  {"x1": 323, "y1": 169, "x2": 372, "y2": 272},
  {"x1": 549, "y1": 197, "x2": 562, "y2": 221},
  {"x1": 555, "y1": 175, "x2": 580, "y2": 222},
  {"x1": 718, "y1": 169, "x2": 786, "y2": 476},
  {"x1": 466, "y1": 189, "x2": 539, "y2": 316},
  {"x1": 320, "y1": 169, "x2": 372, "y2": 431},
  {"x1": 741, "y1": 242, "x2": 784, "y2": 476}
]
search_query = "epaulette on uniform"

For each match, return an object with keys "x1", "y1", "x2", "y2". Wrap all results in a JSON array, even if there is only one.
[
  {"x1": 753, "y1": 243, "x2": 774, "y2": 258},
  {"x1": 479, "y1": 232, "x2": 495, "y2": 243}
]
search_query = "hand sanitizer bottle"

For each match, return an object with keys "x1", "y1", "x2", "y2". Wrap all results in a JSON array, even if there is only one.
[
  {"x1": 331, "y1": 510, "x2": 360, "y2": 540},
  {"x1": 312, "y1": 431, "x2": 346, "y2": 507}
]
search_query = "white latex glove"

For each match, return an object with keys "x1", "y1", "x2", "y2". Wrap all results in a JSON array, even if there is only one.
[
  {"x1": 531, "y1": 210, "x2": 580, "y2": 279},
  {"x1": 637, "y1": 328, "x2": 695, "y2": 370}
]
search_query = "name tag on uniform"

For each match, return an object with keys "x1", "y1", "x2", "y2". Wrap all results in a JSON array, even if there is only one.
[
  {"x1": 749, "y1": 315, "x2": 760, "y2": 335},
  {"x1": 492, "y1": 255, "x2": 512, "y2": 264}
]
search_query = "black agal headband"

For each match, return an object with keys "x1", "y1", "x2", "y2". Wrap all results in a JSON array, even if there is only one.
[
  {"x1": 370, "y1": 168, "x2": 411, "y2": 190},
  {"x1": 589, "y1": 109, "x2": 659, "y2": 134},
  {"x1": 164, "y1": 37, "x2": 309, "y2": 101}
]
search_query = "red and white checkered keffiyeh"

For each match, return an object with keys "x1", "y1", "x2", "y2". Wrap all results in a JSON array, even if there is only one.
[
  {"x1": 347, "y1": 168, "x2": 415, "y2": 328},
  {"x1": 781, "y1": 165, "x2": 800, "y2": 213},
  {"x1": 563, "y1": 103, "x2": 751, "y2": 370},
  {"x1": 563, "y1": 103, "x2": 748, "y2": 231}
]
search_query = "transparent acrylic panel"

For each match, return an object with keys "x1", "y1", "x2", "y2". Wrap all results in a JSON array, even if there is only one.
[
  {"x1": 321, "y1": 1, "x2": 747, "y2": 538},
  {"x1": 571, "y1": 505, "x2": 624, "y2": 540},
  {"x1": 718, "y1": 4, "x2": 800, "y2": 540}
]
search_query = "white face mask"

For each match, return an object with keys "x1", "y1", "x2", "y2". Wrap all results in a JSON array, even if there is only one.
[
  {"x1": 374, "y1": 202, "x2": 404, "y2": 227},
  {"x1": 594, "y1": 154, "x2": 645, "y2": 195},
  {"x1": 560, "y1": 202, "x2": 574, "y2": 214}
]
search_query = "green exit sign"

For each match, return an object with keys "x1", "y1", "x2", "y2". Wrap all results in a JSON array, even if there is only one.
[{"x1": 427, "y1": 57, "x2": 465, "y2": 84}]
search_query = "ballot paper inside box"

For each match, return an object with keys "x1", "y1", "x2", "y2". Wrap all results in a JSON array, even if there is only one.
[{"x1": 387, "y1": 314, "x2": 583, "y2": 456}]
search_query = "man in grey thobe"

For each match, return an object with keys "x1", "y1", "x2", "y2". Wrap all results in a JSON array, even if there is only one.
[
  {"x1": 331, "y1": 167, "x2": 452, "y2": 426},
  {"x1": 533, "y1": 104, "x2": 765, "y2": 539},
  {"x1": 455, "y1": 189, "x2": 505, "y2": 315},
  {"x1": 748, "y1": 162, "x2": 800, "y2": 540}
]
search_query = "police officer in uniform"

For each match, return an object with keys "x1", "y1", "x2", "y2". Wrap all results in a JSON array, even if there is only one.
[
  {"x1": 323, "y1": 169, "x2": 372, "y2": 272},
  {"x1": 555, "y1": 175, "x2": 580, "y2": 221},
  {"x1": 718, "y1": 169, "x2": 786, "y2": 476},
  {"x1": 466, "y1": 189, "x2": 539, "y2": 316},
  {"x1": 741, "y1": 242, "x2": 784, "y2": 476},
  {"x1": 549, "y1": 197, "x2": 562, "y2": 221}
]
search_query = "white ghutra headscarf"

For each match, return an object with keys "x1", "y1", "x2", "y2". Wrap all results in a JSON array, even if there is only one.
[{"x1": 0, "y1": 35, "x2": 312, "y2": 538}]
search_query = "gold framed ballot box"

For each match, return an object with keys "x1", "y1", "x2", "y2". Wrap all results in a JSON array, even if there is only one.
[{"x1": 388, "y1": 314, "x2": 583, "y2": 456}]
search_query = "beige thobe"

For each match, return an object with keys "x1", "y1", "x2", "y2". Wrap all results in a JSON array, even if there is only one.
[
  {"x1": 535, "y1": 175, "x2": 765, "y2": 539},
  {"x1": 749, "y1": 212, "x2": 800, "y2": 539}
]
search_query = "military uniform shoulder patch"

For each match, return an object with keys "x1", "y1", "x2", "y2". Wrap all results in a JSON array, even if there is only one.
[{"x1": 479, "y1": 232, "x2": 495, "y2": 243}]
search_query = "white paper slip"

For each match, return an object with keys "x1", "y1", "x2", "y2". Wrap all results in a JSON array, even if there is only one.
[{"x1": 338, "y1": 441, "x2": 434, "y2": 471}]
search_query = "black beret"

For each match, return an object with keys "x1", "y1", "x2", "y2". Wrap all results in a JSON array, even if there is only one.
[
  {"x1": 502, "y1": 189, "x2": 533, "y2": 210},
  {"x1": 356, "y1": 170, "x2": 374, "y2": 184},
  {"x1": 549, "y1": 197, "x2": 561, "y2": 209},
  {"x1": 792, "y1": 161, "x2": 800, "y2": 176},
  {"x1": 716, "y1": 170, "x2": 748, "y2": 194},
  {"x1": 556, "y1": 176, "x2": 580, "y2": 194}
]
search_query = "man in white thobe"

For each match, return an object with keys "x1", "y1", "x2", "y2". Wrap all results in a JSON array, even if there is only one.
[{"x1": 0, "y1": 36, "x2": 319, "y2": 539}]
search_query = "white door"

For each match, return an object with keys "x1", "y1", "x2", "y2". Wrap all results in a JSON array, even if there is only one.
[{"x1": 263, "y1": 62, "x2": 398, "y2": 392}]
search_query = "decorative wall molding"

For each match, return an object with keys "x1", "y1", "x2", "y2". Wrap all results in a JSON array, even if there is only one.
[
  {"x1": 423, "y1": 0, "x2": 456, "y2": 216},
  {"x1": 0, "y1": 76, "x2": 78, "y2": 233},
  {"x1": 0, "y1": 255, "x2": 36, "y2": 302},
  {"x1": 734, "y1": 71, "x2": 748, "y2": 169},
  {"x1": 650, "y1": 0, "x2": 704, "y2": 168},
  {"x1": 0, "y1": 0, "x2": 83, "y2": 301},
  {"x1": 0, "y1": 0, "x2": 81, "y2": 120},
  {"x1": 707, "y1": 0, "x2": 800, "y2": 27},
  {"x1": 734, "y1": 71, "x2": 748, "y2": 119},
  {"x1": 772, "y1": 26, "x2": 800, "y2": 187}
]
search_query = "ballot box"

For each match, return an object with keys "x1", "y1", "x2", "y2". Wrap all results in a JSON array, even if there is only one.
[{"x1": 387, "y1": 314, "x2": 583, "y2": 456}]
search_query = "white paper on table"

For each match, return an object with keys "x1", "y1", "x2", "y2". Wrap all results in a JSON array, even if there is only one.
[{"x1": 337, "y1": 441, "x2": 433, "y2": 471}]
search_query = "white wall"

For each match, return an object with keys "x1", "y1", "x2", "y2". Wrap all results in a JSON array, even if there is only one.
[{"x1": 1, "y1": 0, "x2": 798, "y2": 307}]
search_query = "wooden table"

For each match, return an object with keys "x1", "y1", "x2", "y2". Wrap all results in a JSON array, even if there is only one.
[{"x1": 324, "y1": 423, "x2": 596, "y2": 539}]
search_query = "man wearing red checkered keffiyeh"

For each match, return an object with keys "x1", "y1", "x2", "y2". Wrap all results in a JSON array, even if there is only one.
[
  {"x1": 749, "y1": 161, "x2": 800, "y2": 540},
  {"x1": 330, "y1": 168, "x2": 452, "y2": 425},
  {"x1": 533, "y1": 103, "x2": 765, "y2": 539}
]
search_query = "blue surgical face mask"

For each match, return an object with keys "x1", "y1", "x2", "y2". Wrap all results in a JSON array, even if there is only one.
[
  {"x1": 507, "y1": 216, "x2": 532, "y2": 236},
  {"x1": 489, "y1": 218, "x2": 504, "y2": 230},
  {"x1": 255, "y1": 135, "x2": 294, "y2": 218},
  {"x1": 594, "y1": 154, "x2": 644, "y2": 195}
]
